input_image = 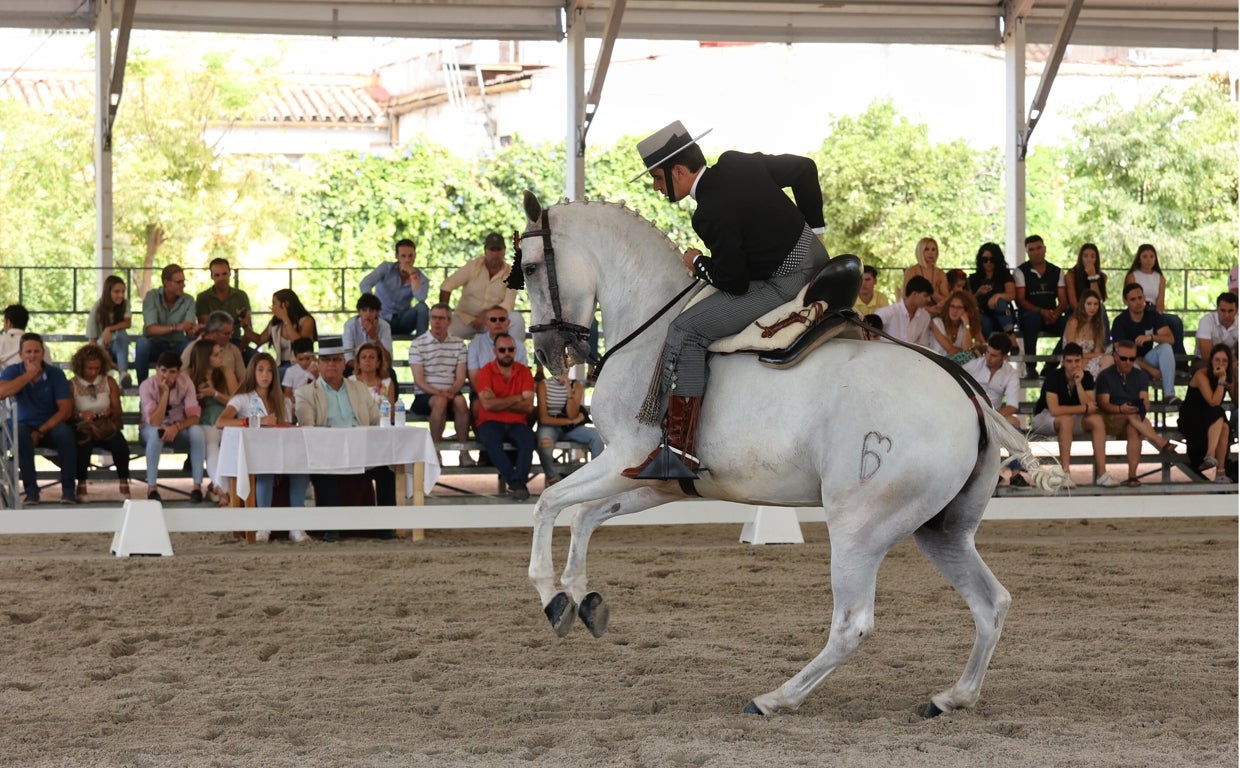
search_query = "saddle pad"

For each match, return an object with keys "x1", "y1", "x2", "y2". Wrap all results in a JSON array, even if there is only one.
[{"x1": 684, "y1": 283, "x2": 824, "y2": 354}]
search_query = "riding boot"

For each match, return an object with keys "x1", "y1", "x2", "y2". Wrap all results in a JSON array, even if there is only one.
[{"x1": 622, "y1": 395, "x2": 703, "y2": 479}]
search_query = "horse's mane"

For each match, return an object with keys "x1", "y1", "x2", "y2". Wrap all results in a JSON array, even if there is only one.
[{"x1": 550, "y1": 198, "x2": 682, "y2": 254}]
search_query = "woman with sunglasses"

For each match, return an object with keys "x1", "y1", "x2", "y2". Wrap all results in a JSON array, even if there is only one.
[{"x1": 967, "y1": 242, "x2": 1017, "y2": 339}]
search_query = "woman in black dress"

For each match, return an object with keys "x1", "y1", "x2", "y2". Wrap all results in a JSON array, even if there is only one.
[{"x1": 1178, "y1": 345, "x2": 1235, "y2": 481}]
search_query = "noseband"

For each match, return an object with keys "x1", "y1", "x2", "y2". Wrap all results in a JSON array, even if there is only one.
[{"x1": 507, "y1": 206, "x2": 699, "y2": 376}]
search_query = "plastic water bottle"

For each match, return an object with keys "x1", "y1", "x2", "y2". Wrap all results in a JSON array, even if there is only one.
[
  {"x1": 379, "y1": 400, "x2": 391, "y2": 427},
  {"x1": 394, "y1": 399, "x2": 406, "y2": 427}
]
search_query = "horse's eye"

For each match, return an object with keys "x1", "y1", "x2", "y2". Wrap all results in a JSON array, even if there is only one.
[{"x1": 523, "y1": 264, "x2": 538, "y2": 277}]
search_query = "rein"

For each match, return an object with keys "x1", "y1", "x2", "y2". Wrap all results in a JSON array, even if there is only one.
[{"x1": 509, "y1": 209, "x2": 697, "y2": 377}]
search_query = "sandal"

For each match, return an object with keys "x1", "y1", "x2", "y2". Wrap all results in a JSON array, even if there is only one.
[
  {"x1": 1158, "y1": 441, "x2": 1179, "y2": 455},
  {"x1": 118, "y1": 480, "x2": 130, "y2": 496},
  {"x1": 1124, "y1": 477, "x2": 1142, "y2": 487}
]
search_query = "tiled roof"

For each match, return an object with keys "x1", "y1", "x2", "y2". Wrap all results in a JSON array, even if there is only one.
[{"x1": 0, "y1": 71, "x2": 386, "y2": 125}]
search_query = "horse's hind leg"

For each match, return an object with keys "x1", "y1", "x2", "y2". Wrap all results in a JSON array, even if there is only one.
[
  {"x1": 912, "y1": 522, "x2": 1011, "y2": 716},
  {"x1": 745, "y1": 537, "x2": 885, "y2": 715}
]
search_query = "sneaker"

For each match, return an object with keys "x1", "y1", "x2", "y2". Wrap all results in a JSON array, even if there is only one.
[
  {"x1": 1198, "y1": 457, "x2": 1218, "y2": 472},
  {"x1": 1163, "y1": 395, "x2": 1182, "y2": 408},
  {"x1": 1096, "y1": 472, "x2": 1120, "y2": 488},
  {"x1": 288, "y1": 530, "x2": 309, "y2": 543},
  {"x1": 147, "y1": 490, "x2": 162, "y2": 501},
  {"x1": 189, "y1": 489, "x2": 204, "y2": 504},
  {"x1": 253, "y1": 530, "x2": 271, "y2": 543},
  {"x1": 120, "y1": 373, "x2": 133, "y2": 388},
  {"x1": 1215, "y1": 476, "x2": 1232, "y2": 484},
  {"x1": 22, "y1": 496, "x2": 39, "y2": 507}
]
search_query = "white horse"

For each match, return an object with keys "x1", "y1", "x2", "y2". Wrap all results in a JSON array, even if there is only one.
[{"x1": 516, "y1": 191, "x2": 1062, "y2": 716}]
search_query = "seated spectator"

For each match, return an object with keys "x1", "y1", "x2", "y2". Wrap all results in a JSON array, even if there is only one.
[
  {"x1": 968, "y1": 242, "x2": 1016, "y2": 339},
  {"x1": 901, "y1": 237, "x2": 949, "y2": 313},
  {"x1": 186, "y1": 340, "x2": 239, "y2": 506},
  {"x1": 945, "y1": 268, "x2": 969, "y2": 295},
  {"x1": 68, "y1": 343, "x2": 131, "y2": 500},
  {"x1": 139, "y1": 352, "x2": 206, "y2": 503},
  {"x1": 962, "y1": 332, "x2": 1022, "y2": 428},
  {"x1": 294, "y1": 341, "x2": 394, "y2": 542},
  {"x1": 535, "y1": 370, "x2": 603, "y2": 485},
  {"x1": 1195, "y1": 291, "x2": 1237, "y2": 361},
  {"x1": 439, "y1": 231, "x2": 523, "y2": 341},
  {"x1": 1031, "y1": 343, "x2": 1116, "y2": 488},
  {"x1": 1096, "y1": 340, "x2": 1178, "y2": 487},
  {"x1": 87, "y1": 276, "x2": 133, "y2": 386},
  {"x1": 474, "y1": 333, "x2": 536, "y2": 501},
  {"x1": 0, "y1": 333, "x2": 77, "y2": 505},
  {"x1": 1062, "y1": 289, "x2": 1112, "y2": 378},
  {"x1": 1014, "y1": 235, "x2": 1069, "y2": 377},
  {"x1": 862, "y1": 313, "x2": 884, "y2": 341},
  {"x1": 218, "y1": 352, "x2": 309, "y2": 541},
  {"x1": 342, "y1": 293, "x2": 393, "y2": 366},
  {"x1": 1066, "y1": 243, "x2": 1108, "y2": 315},
  {"x1": 241, "y1": 289, "x2": 317, "y2": 378},
  {"x1": 875, "y1": 276, "x2": 933, "y2": 345},
  {"x1": 854, "y1": 265, "x2": 888, "y2": 316},
  {"x1": 1179, "y1": 346, "x2": 1235, "y2": 483},
  {"x1": 194, "y1": 258, "x2": 252, "y2": 352},
  {"x1": 182, "y1": 310, "x2": 247, "y2": 385},
  {"x1": 409, "y1": 302, "x2": 469, "y2": 452},
  {"x1": 467, "y1": 306, "x2": 530, "y2": 444},
  {"x1": 1, "y1": 304, "x2": 31, "y2": 369},
  {"x1": 282, "y1": 338, "x2": 318, "y2": 403},
  {"x1": 1110, "y1": 282, "x2": 1179, "y2": 406},
  {"x1": 928, "y1": 290, "x2": 985, "y2": 365},
  {"x1": 360, "y1": 238, "x2": 430, "y2": 337},
  {"x1": 135, "y1": 264, "x2": 201, "y2": 384},
  {"x1": 349, "y1": 341, "x2": 397, "y2": 417},
  {"x1": 1124, "y1": 243, "x2": 1185, "y2": 357}
]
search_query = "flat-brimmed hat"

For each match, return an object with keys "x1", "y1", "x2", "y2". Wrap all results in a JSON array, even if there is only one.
[
  {"x1": 315, "y1": 338, "x2": 348, "y2": 357},
  {"x1": 630, "y1": 120, "x2": 712, "y2": 182}
]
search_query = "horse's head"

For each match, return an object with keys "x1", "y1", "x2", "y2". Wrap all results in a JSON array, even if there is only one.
[{"x1": 515, "y1": 190, "x2": 599, "y2": 376}]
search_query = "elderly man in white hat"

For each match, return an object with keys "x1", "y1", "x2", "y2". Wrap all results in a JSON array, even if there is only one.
[{"x1": 623, "y1": 121, "x2": 832, "y2": 480}]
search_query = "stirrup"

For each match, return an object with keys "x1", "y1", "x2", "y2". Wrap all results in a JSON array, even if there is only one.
[{"x1": 633, "y1": 445, "x2": 700, "y2": 480}]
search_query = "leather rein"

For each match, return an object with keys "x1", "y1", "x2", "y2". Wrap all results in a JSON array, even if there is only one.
[{"x1": 508, "y1": 209, "x2": 697, "y2": 377}]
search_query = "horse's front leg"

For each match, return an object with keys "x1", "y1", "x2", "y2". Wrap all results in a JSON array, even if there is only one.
[
  {"x1": 528, "y1": 490, "x2": 578, "y2": 635},
  {"x1": 561, "y1": 485, "x2": 681, "y2": 638}
]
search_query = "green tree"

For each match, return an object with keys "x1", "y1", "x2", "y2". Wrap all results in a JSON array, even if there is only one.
[{"x1": 809, "y1": 100, "x2": 1003, "y2": 294}]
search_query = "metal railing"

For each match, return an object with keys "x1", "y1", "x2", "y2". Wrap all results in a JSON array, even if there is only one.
[{"x1": 1, "y1": 399, "x2": 18, "y2": 510}]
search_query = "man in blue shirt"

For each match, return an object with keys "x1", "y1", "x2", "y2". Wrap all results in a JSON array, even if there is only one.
[
  {"x1": 360, "y1": 239, "x2": 430, "y2": 336},
  {"x1": 0, "y1": 333, "x2": 77, "y2": 505},
  {"x1": 1110, "y1": 282, "x2": 1179, "y2": 406}
]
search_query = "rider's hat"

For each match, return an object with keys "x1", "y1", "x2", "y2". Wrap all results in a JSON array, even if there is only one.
[{"x1": 630, "y1": 121, "x2": 712, "y2": 182}]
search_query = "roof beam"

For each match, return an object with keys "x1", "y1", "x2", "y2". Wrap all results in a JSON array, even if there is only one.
[
  {"x1": 1020, "y1": 0, "x2": 1083, "y2": 160},
  {"x1": 580, "y1": 0, "x2": 626, "y2": 148}
]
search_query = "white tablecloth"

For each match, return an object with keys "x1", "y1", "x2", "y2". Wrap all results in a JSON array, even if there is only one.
[{"x1": 218, "y1": 426, "x2": 440, "y2": 501}]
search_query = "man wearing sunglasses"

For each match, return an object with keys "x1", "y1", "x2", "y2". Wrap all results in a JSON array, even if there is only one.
[
  {"x1": 1096, "y1": 338, "x2": 1179, "y2": 487},
  {"x1": 474, "y1": 332, "x2": 536, "y2": 501}
]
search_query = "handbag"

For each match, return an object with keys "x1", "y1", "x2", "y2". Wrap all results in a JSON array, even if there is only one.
[{"x1": 75, "y1": 415, "x2": 119, "y2": 445}]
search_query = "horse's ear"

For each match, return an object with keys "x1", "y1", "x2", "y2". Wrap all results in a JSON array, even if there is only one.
[{"x1": 523, "y1": 190, "x2": 542, "y2": 223}]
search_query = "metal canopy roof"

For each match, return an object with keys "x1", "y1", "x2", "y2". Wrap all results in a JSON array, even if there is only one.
[{"x1": 5, "y1": 0, "x2": 1237, "y2": 50}]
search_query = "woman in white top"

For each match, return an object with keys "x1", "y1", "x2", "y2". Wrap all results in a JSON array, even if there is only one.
[
  {"x1": 929, "y1": 290, "x2": 986, "y2": 365},
  {"x1": 217, "y1": 352, "x2": 309, "y2": 542},
  {"x1": 1124, "y1": 243, "x2": 1185, "y2": 356},
  {"x1": 241, "y1": 289, "x2": 317, "y2": 377},
  {"x1": 1062, "y1": 289, "x2": 1112, "y2": 377},
  {"x1": 348, "y1": 341, "x2": 397, "y2": 416},
  {"x1": 86, "y1": 275, "x2": 133, "y2": 386},
  {"x1": 68, "y1": 343, "x2": 130, "y2": 499},
  {"x1": 535, "y1": 369, "x2": 604, "y2": 484}
]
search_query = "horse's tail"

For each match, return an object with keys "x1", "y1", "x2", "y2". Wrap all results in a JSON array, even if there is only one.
[{"x1": 982, "y1": 407, "x2": 1070, "y2": 493}]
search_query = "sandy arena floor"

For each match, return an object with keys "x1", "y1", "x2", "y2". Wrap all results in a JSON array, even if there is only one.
[{"x1": 0, "y1": 516, "x2": 1234, "y2": 767}]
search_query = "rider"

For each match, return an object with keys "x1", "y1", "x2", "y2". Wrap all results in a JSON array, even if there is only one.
[{"x1": 623, "y1": 120, "x2": 831, "y2": 480}]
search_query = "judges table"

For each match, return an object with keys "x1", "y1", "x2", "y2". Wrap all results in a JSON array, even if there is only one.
[{"x1": 218, "y1": 426, "x2": 441, "y2": 538}]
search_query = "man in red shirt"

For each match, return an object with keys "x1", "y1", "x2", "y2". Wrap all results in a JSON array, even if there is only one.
[{"x1": 475, "y1": 333, "x2": 536, "y2": 500}]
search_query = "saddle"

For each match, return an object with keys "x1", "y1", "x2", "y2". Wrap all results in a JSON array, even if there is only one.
[{"x1": 697, "y1": 253, "x2": 865, "y2": 369}]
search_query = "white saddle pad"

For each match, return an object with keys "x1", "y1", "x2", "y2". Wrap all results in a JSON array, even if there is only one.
[{"x1": 682, "y1": 283, "x2": 826, "y2": 354}]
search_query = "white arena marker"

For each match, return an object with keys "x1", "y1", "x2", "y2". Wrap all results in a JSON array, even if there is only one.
[
  {"x1": 740, "y1": 506, "x2": 805, "y2": 545},
  {"x1": 110, "y1": 499, "x2": 174, "y2": 557}
]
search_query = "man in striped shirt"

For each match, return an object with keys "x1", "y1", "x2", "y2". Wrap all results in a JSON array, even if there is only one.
[{"x1": 408, "y1": 302, "x2": 469, "y2": 447}]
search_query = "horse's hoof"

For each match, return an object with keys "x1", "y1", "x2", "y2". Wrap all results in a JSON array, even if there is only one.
[
  {"x1": 921, "y1": 701, "x2": 945, "y2": 718},
  {"x1": 577, "y1": 591, "x2": 610, "y2": 638},
  {"x1": 742, "y1": 701, "x2": 766, "y2": 716},
  {"x1": 544, "y1": 592, "x2": 576, "y2": 637}
]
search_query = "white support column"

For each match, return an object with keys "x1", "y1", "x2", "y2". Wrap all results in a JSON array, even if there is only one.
[
  {"x1": 564, "y1": 3, "x2": 586, "y2": 202},
  {"x1": 94, "y1": 0, "x2": 115, "y2": 292},
  {"x1": 1004, "y1": 16, "x2": 1027, "y2": 268}
]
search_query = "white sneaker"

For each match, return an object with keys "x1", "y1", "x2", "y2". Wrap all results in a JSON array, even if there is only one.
[
  {"x1": 289, "y1": 530, "x2": 308, "y2": 543},
  {"x1": 1096, "y1": 472, "x2": 1119, "y2": 488},
  {"x1": 253, "y1": 530, "x2": 271, "y2": 543}
]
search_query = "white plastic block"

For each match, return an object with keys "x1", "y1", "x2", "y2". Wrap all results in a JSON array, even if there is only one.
[
  {"x1": 110, "y1": 499, "x2": 174, "y2": 557},
  {"x1": 739, "y1": 505, "x2": 804, "y2": 545}
]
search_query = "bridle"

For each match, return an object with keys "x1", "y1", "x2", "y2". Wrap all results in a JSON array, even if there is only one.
[{"x1": 508, "y1": 206, "x2": 697, "y2": 376}]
